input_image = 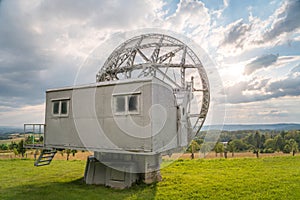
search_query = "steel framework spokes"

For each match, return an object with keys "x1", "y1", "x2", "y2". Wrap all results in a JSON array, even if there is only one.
[{"x1": 96, "y1": 33, "x2": 210, "y2": 136}]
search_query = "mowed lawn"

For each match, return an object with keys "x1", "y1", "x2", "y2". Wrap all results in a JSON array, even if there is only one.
[{"x1": 1, "y1": 156, "x2": 300, "y2": 200}]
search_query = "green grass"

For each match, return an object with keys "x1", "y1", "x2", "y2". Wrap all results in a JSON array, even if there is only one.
[{"x1": 1, "y1": 156, "x2": 300, "y2": 199}]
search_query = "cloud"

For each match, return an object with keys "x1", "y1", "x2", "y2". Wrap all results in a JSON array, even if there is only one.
[
  {"x1": 0, "y1": 0, "x2": 299, "y2": 125},
  {"x1": 36, "y1": 0, "x2": 164, "y2": 30},
  {"x1": 215, "y1": 16, "x2": 265, "y2": 57},
  {"x1": 165, "y1": 0, "x2": 210, "y2": 36},
  {"x1": 0, "y1": 103, "x2": 45, "y2": 126},
  {"x1": 225, "y1": 63, "x2": 300, "y2": 104},
  {"x1": 266, "y1": 72, "x2": 300, "y2": 98},
  {"x1": 244, "y1": 54, "x2": 279, "y2": 75},
  {"x1": 224, "y1": 79, "x2": 270, "y2": 104},
  {"x1": 289, "y1": 63, "x2": 300, "y2": 76},
  {"x1": 0, "y1": 0, "x2": 165, "y2": 109},
  {"x1": 258, "y1": 109, "x2": 289, "y2": 117},
  {"x1": 0, "y1": 0, "x2": 213, "y2": 108},
  {"x1": 247, "y1": 77, "x2": 271, "y2": 91},
  {"x1": 263, "y1": 0, "x2": 300, "y2": 42},
  {"x1": 221, "y1": 19, "x2": 252, "y2": 48},
  {"x1": 223, "y1": 96, "x2": 300, "y2": 124},
  {"x1": 216, "y1": 0, "x2": 300, "y2": 57},
  {"x1": 0, "y1": 1, "x2": 51, "y2": 107}
]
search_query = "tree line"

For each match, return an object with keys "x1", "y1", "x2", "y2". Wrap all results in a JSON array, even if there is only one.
[
  {"x1": 0, "y1": 140, "x2": 26, "y2": 157},
  {"x1": 188, "y1": 130, "x2": 300, "y2": 158},
  {"x1": 0, "y1": 140, "x2": 77, "y2": 160}
]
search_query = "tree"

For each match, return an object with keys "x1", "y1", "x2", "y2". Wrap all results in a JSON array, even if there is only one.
[
  {"x1": 254, "y1": 131, "x2": 261, "y2": 158},
  {"x1": 214, "y1": 142, "x2": 224, "y2": 157},
  {"x1": 71, "y1": 149, "x2": 77, "y2": 157},
  {"x1": 224, "y1": 144, "x2": 228, "y2": 159},
  {"x1": 193, "y1": 137, "x2": 204, "y2": 146},
  {"x1": 283, "y1": 144, "x2": 291, "y2": 153},
  {"x1": 34, "y1": 149, "x2": 39, "y2": 160},
  {"x1": 190, "y1": 140, "x2": 200, "y2": 159},
  {"x1": 13, "y1": 148, "x2": 18, "y2": 157},
  {"x1": 244, "y1": 134, "x2": 255, "y2": 147},
  {"x1": 289, "y1": 139, "x2": 298, "y2": 156},
  {"x1": 231, "y1": 139, "x2": 247, "y2": 152},
  {"x1": 25, "y1": 135, "x2": 34, "y2": 144},
  {"x1": 227, "y1": 141, "x2": 236, "y2": 157},
  {"x1": 39, "y1": 136, "x2": 44, "y2": 143},
  {"x1": 274, "y1": 135, "x2": 284, "y2": 152},
  {"x1": 17, "y1": 140, "x2": 26, "y2": 158},
  {"x1": 200, "y1": 142, "x2": 211, "y2": 158},
  {"x1": 260, "y1": 134, "x2": 266, "y2": 149},
  {"x1": 66, "y1": 149, "x2": 71, "y2": 160},
  {"x1": 9, "y1": 141, "x2": 18, "y2": 150},
  {"x1": 264, "y1": 138, "x2": 275, "y2": 151}
]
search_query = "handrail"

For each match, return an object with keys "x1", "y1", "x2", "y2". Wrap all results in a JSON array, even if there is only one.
[{"x1": 23, "y1": 124, "x2": 45, "y2": 148}]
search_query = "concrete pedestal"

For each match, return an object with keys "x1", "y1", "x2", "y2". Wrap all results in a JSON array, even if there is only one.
[{"x1": 84, "y1": 152, "x2": 161, "y2": 189}]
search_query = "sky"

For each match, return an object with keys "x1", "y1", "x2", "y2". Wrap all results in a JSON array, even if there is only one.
[{"x1": 0, "y1": 0, "x2": 300, "y2": 126}]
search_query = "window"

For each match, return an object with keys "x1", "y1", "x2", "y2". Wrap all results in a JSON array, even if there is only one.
[
  {"x1": 53, "y1": 101, "x2": 60, "y2": 115},
  {"x1": 113, "y1": 93, "x2": 140, "y2": 115},
  {"x1": 60, "y1": 101, "x2": 68, "y2": 114},
  {"x1": 52, "y1": 99, "x2": 69, "y2": 117},
  {"x1": 115, "y1": 96, "x2": 126, "y2": 112},
  {"x1": 128, "y1": 95, "x2": 138, "y2": 112}
]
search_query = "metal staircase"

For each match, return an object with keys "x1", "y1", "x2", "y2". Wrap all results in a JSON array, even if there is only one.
[{"x1": 34, "y1": 149, "x2": 57, "y2": 167}]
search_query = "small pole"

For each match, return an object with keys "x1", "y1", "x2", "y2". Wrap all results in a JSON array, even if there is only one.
[{"x1": 32, "y1": 125, "x2": 35, "y2": 146}]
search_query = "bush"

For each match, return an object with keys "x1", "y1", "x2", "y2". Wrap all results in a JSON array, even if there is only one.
[
  {"x1": 0, "y1": 143, "x2": 8, "y2": 150},
  {"x1": 261, "y1": 148, "x2": 275, "y2": 153}
]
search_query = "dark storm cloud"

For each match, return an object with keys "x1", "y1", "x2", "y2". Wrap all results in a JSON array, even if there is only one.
[
  {"x1": 244, "y1": 54, "x2": 279, "y2": 75},
  {"x1": 221, "y1": 19, "x2": 252, "y2": 48},
  {"x1": 263, "y1": 0, "x2": 300, "y2": 42}
]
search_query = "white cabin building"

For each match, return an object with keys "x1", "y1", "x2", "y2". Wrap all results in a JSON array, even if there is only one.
[{"x1": 44, "y1": 77, "x2": 183, "y2": 155}]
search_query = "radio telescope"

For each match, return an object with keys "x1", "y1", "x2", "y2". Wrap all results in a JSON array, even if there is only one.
[
  {"x1": 25, "y1": 33, "x2": 210, "y2": 189},
  {"x1": 96, "y1": 33, "x2": 210, "y2": 137}
]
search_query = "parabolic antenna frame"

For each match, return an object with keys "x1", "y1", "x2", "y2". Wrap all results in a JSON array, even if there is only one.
[{"x1": 96, "y1": 33, "x2": 210, "y2": 137}]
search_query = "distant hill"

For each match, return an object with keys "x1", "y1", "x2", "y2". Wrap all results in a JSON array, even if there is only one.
[
  {"x1": 0, "y1": 126, "x2": 23, "y2": 135},
  {"x1": 1, "y1": 123, "x2": 299, "y2": 136},
  {"x1": 202, "y1": 123, "x2": 300, "y2": 131}
]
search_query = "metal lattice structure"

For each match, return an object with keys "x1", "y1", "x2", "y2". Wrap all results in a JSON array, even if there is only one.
[{"x1": 96, "y1": 33, "x2": 209, "y2": 137}]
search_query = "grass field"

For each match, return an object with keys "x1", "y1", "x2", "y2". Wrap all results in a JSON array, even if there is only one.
[{"x1": 1, "y1": 156, "x2": 300, "y2": 200}]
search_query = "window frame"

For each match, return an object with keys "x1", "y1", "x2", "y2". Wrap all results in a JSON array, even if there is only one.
[
  {"x1": 113, "y1": 92, "x2": 141, "y2": 115},
  {"x1": 51, "y1": 98, "x2": 70, "y2": 117}
]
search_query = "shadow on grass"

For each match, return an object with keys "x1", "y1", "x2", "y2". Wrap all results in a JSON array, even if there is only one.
[{"x1": 1, "y1": 177, "x2": 157, "y2": 200}]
